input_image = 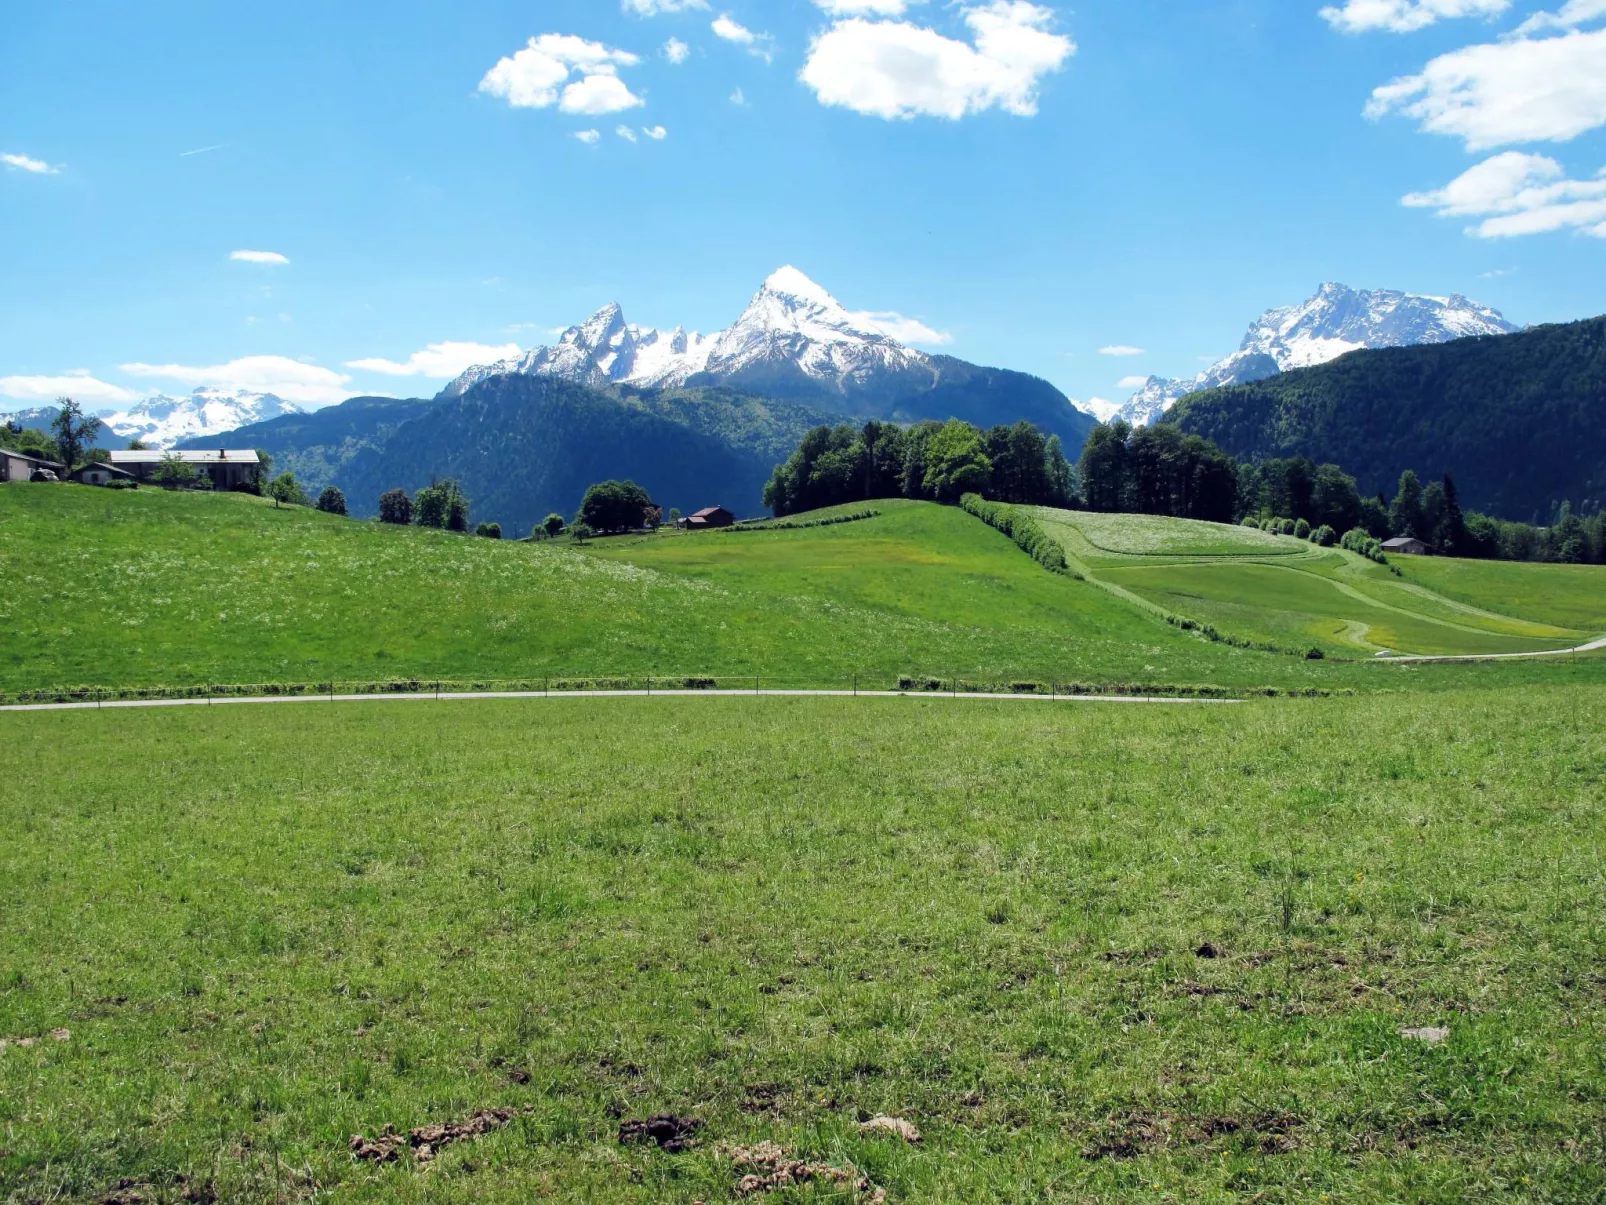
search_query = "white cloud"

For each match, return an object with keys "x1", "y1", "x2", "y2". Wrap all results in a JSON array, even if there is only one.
[
  {"x1": 617, "y1": 124, "x2": 639, "y2": 142},
  {"x1": 575, "y1": 129, "x2": 603, "y2": 144},
  {"x1": 664, "y1": 36, "x2": 691, "y2": 63},
  {"x1": 623, "y1": 0, "x2": 708, "y2": 12},
  {"x1": 0, "y1": 371, "x2": 139, "y2": 406},
  {"x1": 800, "y1": 1, "x2": 1074, "y2": 120},
  {"x1": 1319, "y1": 0, "x2": 1508, "y2": 34},
  {"x1": 730, "y1": 87, "x2": 748, "y2": 105},
  {"x1": 230, "y1": 249, "x2": 289, "y2": 265},
  {"x1": 1478, "y1": 265, "x2": 1519, "y2": 276},
  {"x1": 1516, "y1": 0, "x2": 1606, "y2": 34},
  {"x1": 644, "y1": 125, "x2": 669, "y2": 139},
  {"x1": 1366, "y1": 25, "x2": 1606, "y2": 150},
  {"x1": 1118, "y1": 375, "x2": 1149, "y2": 388},
  {"x1": 1403, "y1": 150, "x2": 1606, "y2": 236},
  {"x1": 119, "y1": 356, "x2": 354, "y2": 407},
  {"x1": 346, "y1": 341, "x2": 521, "y2": 379},
  {"x1": 479, "y1": 34, "x2": 644, "y2": 116},
  {"x1": 849, "y1": 310, "x2": 952, "y2": 344},
  {"x1": 1, "y1": 152, "x2": 59, "y2": 174},
  {"x1": 1100, "y1": 345, "x2": 1145, "y2": 356},
  {"x1": 817, "y1": 0, "x2": 914, "y2": 12},
  {"x1": 712, "y1": 15, "x2": 775, "y2": 60}
]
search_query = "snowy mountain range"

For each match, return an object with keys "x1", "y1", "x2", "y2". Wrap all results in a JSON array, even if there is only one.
[
  {"x1": 449, "y1": 267, "x2": 964, "y2": 404},
  {"x1": 1095, "y1": 284, "x2": 1520, "y2": 428},
  {"x1": 444, "y1": 265, "x2": 1090, "y2": 444},
  {"x1": 2, "y1": 389, "x2": 304, "y2": 450}
]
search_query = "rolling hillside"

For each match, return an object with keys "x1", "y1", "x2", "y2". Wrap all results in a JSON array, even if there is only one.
[
  {"x1": 1165, "y1": 316, "x2": 1606, "y2": 520},
  {"x1": 3, "y1": 485, "x2": 1603, "y2": 698}
]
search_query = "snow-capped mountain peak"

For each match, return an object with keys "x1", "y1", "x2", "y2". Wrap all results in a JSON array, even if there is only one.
[
  {"x1": 1089, "y1": 283, "x2": 1518, "y2": 428},
  {"x1": 99, "y1": 388, "x2": 303, "y2": 449},
  {"x1": 441, "y1": 266, "x2": 932, "y2": 400}
]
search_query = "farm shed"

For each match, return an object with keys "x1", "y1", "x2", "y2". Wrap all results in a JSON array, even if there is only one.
[
  {"x1": 109, "y1": 449, "x2": 261, "y2": 490},
  {"x1": 679, "y1": 506, "x2": 736, "y2": 529},
  {"x1": 68, "y1": 461, "x2": 137, "y2": 486},
  {"x1": 1382, "y1": 537, "x2": 1434, "y2": 556},
  {"x1": 1, "y1": 450, "x2": 64, "y2": 482}
]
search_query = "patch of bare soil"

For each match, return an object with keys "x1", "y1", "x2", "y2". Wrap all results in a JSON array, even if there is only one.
[
  {"x1": 351, "y1": 1107, "x2": 519, "y2": 1164},
  {"x1": 859, "y1": 1115, "x2": 922, "y2": 1143},
  {"x1": 727, "y1": 1142, "x2": 886, "y2": 1202},
  {"x1": 618, "y1": 1114, "x2": 703, "y2": 1153}
]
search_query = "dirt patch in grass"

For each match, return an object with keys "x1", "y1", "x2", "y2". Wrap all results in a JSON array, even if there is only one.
[
  {"x1": 351, "y1": 1107, "x2": 518, "y2": 1164},
  {"x1": 618, "y1": 1114, "x2": 703, "y2": 1153},
  {"x1": 727, "y1": 1141, "x2": 886, "y2": 1202}
]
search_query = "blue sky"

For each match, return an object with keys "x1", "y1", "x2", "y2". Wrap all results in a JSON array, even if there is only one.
[{"x1": 3, "y1": 0, "x2": 1604, "y2": 413}]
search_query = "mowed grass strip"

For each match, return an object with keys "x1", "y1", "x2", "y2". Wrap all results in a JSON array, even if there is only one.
[
  {"x1": 1033, "y1": 509, "x2": 1304, "y2": 558},
  {"x1": 2, "y1": 691, "x2": 1604, "y2": 1202}
]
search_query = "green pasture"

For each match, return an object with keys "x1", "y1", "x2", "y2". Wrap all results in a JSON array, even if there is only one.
[
  {"x1": 3, "y1": 689, "x2": 1605, "y2": 1203},
  {"x1": 1029, "y1": 508, "x2": 1600, "y2": 658},
  {"x1": 1393, "y1": 556, "x2": 1606, "y2": 633},
  {"x1": 0, "y1": 487, "x2": 1342, "y2": 694}
]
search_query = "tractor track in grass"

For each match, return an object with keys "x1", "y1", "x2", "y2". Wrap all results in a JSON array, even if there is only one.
[{"x1": 0, "y1": 688, "x2": 1243, "y2": 714}]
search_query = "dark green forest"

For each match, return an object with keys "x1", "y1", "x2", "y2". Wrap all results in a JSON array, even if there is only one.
[{"x1": 1165, "y1": 315, "x2": 1606, "y2": 522}]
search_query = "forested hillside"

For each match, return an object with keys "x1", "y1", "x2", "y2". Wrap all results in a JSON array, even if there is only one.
[
  {"x1": 176, "y1": 395, "x2": 430, "y2": 485},
  {"x1": 1166, "y1": 316, "x2": 1606, "y2": 521},
  {"x1": 339, "y1": 378, "x2": 841, "y2": 535}
]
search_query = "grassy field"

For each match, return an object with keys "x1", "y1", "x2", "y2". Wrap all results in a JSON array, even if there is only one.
[
  {"x1": 1030, "y1": 509, "x2": 1601, "y2": 659},
  {"x1": 4, "y1": 486, "x2": 1603, "y2": 699},
  {"x1": 3, "y1": 689, "x2": 1605, "y2": 1203}
]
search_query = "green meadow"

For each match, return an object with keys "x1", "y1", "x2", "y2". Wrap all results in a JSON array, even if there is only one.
[
  {"x1": 3, "y1": 689, "x2": 1606, "y2": 1203},
  {"x1": 1030, "y1": 509, "x2": 1604, "y2": 659}
]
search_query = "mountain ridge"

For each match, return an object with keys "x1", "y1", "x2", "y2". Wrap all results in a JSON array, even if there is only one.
[{"x1": 1100, "y1": 284, "x2": 1519, "y2": 428}]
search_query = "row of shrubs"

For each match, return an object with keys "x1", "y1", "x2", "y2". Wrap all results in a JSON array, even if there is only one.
[
  {"x1": 1, "y1": 675, "x2": 1341, "y2": 706},
  {"x1": 1244, "y1": 514, "x2": 1340, "y2": 547},
  {"x1": 960, "y1": 494, "x2": 1072, "y2": 575},
  {"x1": 726, "y1": 510, "x2": 881, "y2": 533},
  {"x1": 1163, "y1": 614, "x2": 1330, "y2": 661}
]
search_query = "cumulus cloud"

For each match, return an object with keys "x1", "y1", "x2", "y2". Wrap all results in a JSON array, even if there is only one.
[
  {"x1": 712, "y1": 15, "x2": 775, "y2": 60},
  {"x1": 1366, "y1": 25, "x2": 1606, "y2": 150},
  {"x1": 644, "y1": 125, "x2": 669, "y2": 139},
  {"x1": 664, "y1": 36, "x2": 691, "y2": 63},
  {"x1": 1100, "y1": 345, "x2": 1145, "y2": 356},
  {"x1": 1118, "y1": 375, "x2": 1149, "y2": 388},
  {"x1": 801, "y1": 1, "x2": 1074, "y2": 120},
  {"x1": 230, "y1": 249, "x2": 289, "y2": 265},
  {"x1": 1403, "y1": 150, "x2": 1606, "y2": 236},
  {"x1": 347, "y1": 341, "x2": 522, "y2": 379},
  {"x1": 617, "y1": 124, "x2": 639, "y2": 142},
  {"x1": 1319, "y1": 0, "x2": 1508, "y2": 34},
  {"x1": 479, "y1": 34, "x2": 645, "y2": 116},
  {"x1": 848, "y1": 310, "x2": 952, "y2": 344},
  {"x1": 119, "y1": 356, "x2": 353, "y2": 407},
  {"x1": 0, "y1": 371, "x2": 139, "y2": 406},
  {"x1": 575, "y1": 129, "x2": 603, "y2": 144},
  {"x1": 623, "y1": 0, "x2": 708, "y2": 12},
  {"x1": 2, "y1": 152, "x2": 59, "y2": 174}
]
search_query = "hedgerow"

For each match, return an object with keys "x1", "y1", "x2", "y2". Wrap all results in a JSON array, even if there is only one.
[{"x1": 960, "y1": 494, "x2": 1070, "y2": 575}]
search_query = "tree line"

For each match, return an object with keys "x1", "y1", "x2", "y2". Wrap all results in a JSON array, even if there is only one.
[{"x1": 762, "y1": 419, "x2": 1077, "y2": 516}]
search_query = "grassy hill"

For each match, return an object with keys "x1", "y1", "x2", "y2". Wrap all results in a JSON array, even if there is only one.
[
  {"x1": 1031, "y1": 508, "x2": 1605, "y2": 659},
  {"x1": 1164, "y1": 316, "x2": 1606, "y2": 520},
  {"x1": 2, "y1": 486, "x2": 1603, "y2": 698},
  {"x1": 3, "y1": 687, "x2": 1604, "y2": 1201}
]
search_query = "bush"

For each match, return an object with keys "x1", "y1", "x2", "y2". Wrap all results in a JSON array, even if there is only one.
[
  {"x1": 570, "y1": 522, "x2": 595, "y2": 544},
  {"x1": 1341, "y1": 527, "x2": 1389, "y2": 564},
  {"x1": 378, "y1": 489, "x2": 413, "y2": 525},
  {"x1": 1293, "y1": 518, "x2": 1312, "y2": 540},
  {"x1": 316, "y1": 486, "x2": 347, "y2": 516},
  {"x1": 415, "y1": 480, "x2": 469, "y2": 531},
  {"x1": 1310, "y1": 524, "x2": 1337, "y2": 547},
  {"x1": 960, "y1": 494, "x2": 1069, "y2": 574},
  {"x1": 1241, "y1": 516, "x2": 1260, "y2": 527},
  {"x1": 476, "y1": 522, "x2": 502, "y2": 539},
  {"x1": 539, "y1": 512, "x2": 566, "y2": 540}
]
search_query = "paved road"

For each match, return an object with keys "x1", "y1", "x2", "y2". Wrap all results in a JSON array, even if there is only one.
[
  {"x1": 1376, "y1": 636, "x2": 1606, "y2": 664},
  {"x1": 0, "y1": 688, "x2": 1240, "y2": 714}
]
